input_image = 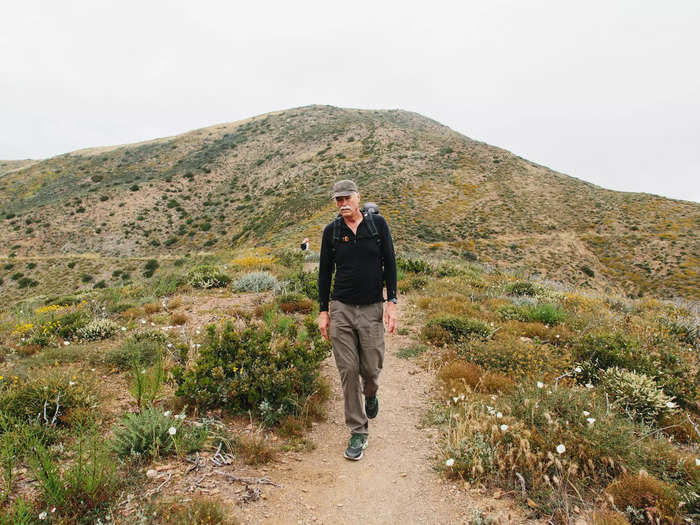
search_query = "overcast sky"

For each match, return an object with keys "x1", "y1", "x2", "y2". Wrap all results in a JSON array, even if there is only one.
[{"x1": 2, "y1": 0, "x2": 699, "y2": 202}]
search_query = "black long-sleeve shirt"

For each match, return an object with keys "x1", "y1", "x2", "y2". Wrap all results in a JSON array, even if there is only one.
[{"x1": 318, "y1": 214, "x2": 397, "y2": 312}]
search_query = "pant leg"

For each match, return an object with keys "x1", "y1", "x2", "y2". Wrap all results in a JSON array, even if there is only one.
[
  {"x1": 357, "y1": 302, "x2": 385, "y2": 398},
  {"x1": 329, "y1": 300, "x2": 368, "y2": 436}
]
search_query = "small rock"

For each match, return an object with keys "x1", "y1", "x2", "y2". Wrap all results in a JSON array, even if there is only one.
[{"x1": 146, "y1": 469, "x2": 158, "y2": 479}]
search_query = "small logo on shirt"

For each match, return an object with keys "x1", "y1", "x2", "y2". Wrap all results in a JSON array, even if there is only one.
[{"x1": 343, "y1": 235, "x2": 349, "y2": 242}]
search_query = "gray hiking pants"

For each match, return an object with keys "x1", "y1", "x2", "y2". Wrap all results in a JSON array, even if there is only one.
[{"x1": 329, "y1": 300, "x2": 385, "y2": 436}]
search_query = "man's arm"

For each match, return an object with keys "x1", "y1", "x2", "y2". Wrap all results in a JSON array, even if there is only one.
[
  {"x1": 318, "y1": 226, "x2": 333, "y2": 339},
  {"x1": 318, "y1": 226, "x2": 334, "y2": 312},
  {"x1": 380, "y1": 217, "x2": 397, "y2": 302},
  {"x1": 380, "y1": 217, "x2": 398, "y2": 334}
]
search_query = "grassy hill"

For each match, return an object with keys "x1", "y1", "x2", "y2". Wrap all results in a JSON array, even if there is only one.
[{"x1": 1, "y1": 105, "x2": 698, "y2": 305}]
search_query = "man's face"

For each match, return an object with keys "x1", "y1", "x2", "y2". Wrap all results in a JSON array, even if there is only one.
[{"x1": 335, "y1": 192, "x2": 360, "y2": 217}]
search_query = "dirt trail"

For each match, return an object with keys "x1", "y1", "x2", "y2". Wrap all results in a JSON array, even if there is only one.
[{"x1": 239, "y1": 309, "x2": 539, "y2": 525}]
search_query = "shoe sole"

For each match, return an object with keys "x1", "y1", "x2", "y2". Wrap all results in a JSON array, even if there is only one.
[{"x1": 343, "y1": 439, "x2": 368, "y2": 461}]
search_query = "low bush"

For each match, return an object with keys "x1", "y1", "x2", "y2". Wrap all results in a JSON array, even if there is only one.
[
  {"x1": 600, "y1": 367, "x2": 676, "y2": 424},
  {"x1": 77, "y1": 318, "x2": 118, "y2": 341},
  {"x1": 397, "y1": 256, "x2": 433, "y2": 274},
  {"x1": 498, "y1": 302, "x2": 567, "y2": 325},
  {"x1": 112, "y1": 408, "x2": 208, "y2": 461},
  {"x1": 143, "y1": 259, "x2": 159, "y2": 278},
  {"x1": 0, "y1": 372, "x2": 97, "y2": 425},
  {"x1": 282, "y1": 270, "x2": 318, "y2": 300},
  {"x1": 278, "y1": 293, "x2": 314, "y2": 314},
  {"x1": 187, "y1": 265, "x2": 232, "y2": 289},
  {"x1": 605, "y1": 473, "x2": 680, "y2": 523},
  {"x1": 103, "y1": 337, "x2": 162, "y2": 371},
  {"x1": 460, "y1": 338, "x2": 572, "y2": 378},
  {"x1": 504, "y1": 281, "x2": 540, "y2": 296},
  {"x1": 422, "y1": 315, "x2": 494, "y2": 343},
  {"x1": 156, "y1": 496, "x2": 239, "y2": 525},
  {"x1": 173, "y1": 316, "x2": 330, "y2": 424},
  {"x1": 232, "y1": 271, "x2": 278, "y2": 293}
]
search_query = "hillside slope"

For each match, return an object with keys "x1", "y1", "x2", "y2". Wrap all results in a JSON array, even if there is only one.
[{"x1": 1, "y1": 105, "x2": 698, "y2": 299}]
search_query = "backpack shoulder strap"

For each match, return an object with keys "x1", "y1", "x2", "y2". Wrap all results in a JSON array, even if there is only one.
[
  {"x1": 362, "y1": 208, "x2": 382, "y2": 250},
  {"x1": 331, "y1": 215, "x2": 343, "y2": 254}
]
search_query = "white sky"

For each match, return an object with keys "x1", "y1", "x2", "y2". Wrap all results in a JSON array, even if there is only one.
[{"x1": 2, "y1": 0, "x2": 699, "y2": 202}]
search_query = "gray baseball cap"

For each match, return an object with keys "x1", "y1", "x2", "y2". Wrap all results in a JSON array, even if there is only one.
[{"x1": 331, "y1": 179, "x2": 358, "y2": 199}]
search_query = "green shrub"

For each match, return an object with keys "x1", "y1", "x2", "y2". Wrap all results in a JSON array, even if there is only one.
[
  {"x1": 423, "y1": 316, "x2": 494, "y2": 343},
  {"x1": 112, "y1": 407, "x2": 179, "y2": 460},
  {"x1": 0, "y1": 372, "x2": 97, "y2": 424},
  {"x1": 111, "y1": 408, "x2": 207, "y2": 461},
  {"x1": 232, "y1": 271, "x2": 278, "y2": 292},
  {"x1": 504, "y1": 281, "x2": 539, "y2": 296},
  {"x1": 81, "y1": 273, "x2": 93, "y2": 283},
  {"x1": 55, "y1": 310, "x2": 90, "y2": 339},
  {"x1": 498, "y1": 302, "x2": 566, "y2": 325},
  {"x1": 282, "y1": 270, "x2": 319, "y2": 300},
  {"x1": 173, "y1": 317, "x2": 330, "y2": 424},
  {"x1": 151, "y1": 273, "x2": 186, "y2": 296},
  {"x1": 157, "y1": 497, "x2": 239, "y2": 525},
  {"x1": 143, "y1": 258, "x2": 159, "y2": 278},
  {"x1": 600, "y1": 367, "x2": 677, "y2": 424},
  {"x1": 77, "y1": 318, "x2": 118, "y2": 341},
  {"x1": 104, "y1": 336, "x2": 162, "y2": 371},
  {"x1": 397, "y1": 256, "x2": 433, "y2": 274},
  {"x1": 187, "y1": 264, "x2": 232, "y2": 289},
  {"x1": 17, "y1": 277, "x2": 38, "y2": 288}
]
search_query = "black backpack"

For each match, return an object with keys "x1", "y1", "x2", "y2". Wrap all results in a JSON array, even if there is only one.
[{"x1": 331, "y1": 202, "x2": 382, "y2": 256}]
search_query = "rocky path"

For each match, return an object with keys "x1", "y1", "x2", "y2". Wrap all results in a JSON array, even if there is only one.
[{"x1": 238, "y1": 311, "x2": 539, "y2": 525}]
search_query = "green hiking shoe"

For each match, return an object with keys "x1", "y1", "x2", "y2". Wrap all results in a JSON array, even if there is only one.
[
  {"x1": 365, "y1": 395, "x2": 379, "y2": 419},
  {"x1": 344, "y1": 433, "x2": 368, "y2": 461}
]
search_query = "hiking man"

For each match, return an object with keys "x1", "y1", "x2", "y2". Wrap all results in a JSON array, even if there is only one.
[{"x1": 317, "y1": 179, "x2": 398, "y2": 460}]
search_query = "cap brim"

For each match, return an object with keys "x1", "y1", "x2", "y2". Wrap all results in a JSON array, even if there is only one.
[{"x1": 331, "y1": 191, "x2": 354, "y2": 199}]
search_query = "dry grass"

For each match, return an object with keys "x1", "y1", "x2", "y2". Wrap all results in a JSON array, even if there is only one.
[
  {"x1": 605, "y1": 473, "x2": 680, "y2": 522},
  {"x1": 170, "y1": 312, "x2": 188, "y2": 326},
  {"x1": 592, "y1": 510, "x2": 631, "y2": 525}
]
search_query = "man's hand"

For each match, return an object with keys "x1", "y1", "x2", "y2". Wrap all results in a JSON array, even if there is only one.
[
  {"x1": 318, "y1": 311, "x2": 330, "y2": 340},
  {"x1": 384, "y1": 301, "x2": 397, "y2": 335}
]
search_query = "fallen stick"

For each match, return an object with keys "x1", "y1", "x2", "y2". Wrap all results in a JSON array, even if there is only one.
[{"x1": 213, "y1": 470, "x2": 281, "y2": 487}]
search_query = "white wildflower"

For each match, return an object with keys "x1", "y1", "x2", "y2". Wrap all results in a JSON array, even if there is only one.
[
  {"x1": 64, "y1": 341, "x2": 70, "y2": 346},
  {"x1": 69, "y1": 381, "x2": 76, "y2": 386},
  {"x1": 196, "y1": 329, "x2": 201, "y2": 335},
  {"x1": 585, "y1": 383, "x2": 594, "y2": 389},
  {"x1": 174, "y1": 414, "x2": 186, "y2": 420},
  {"x1": 500, "y1": 424, "x2": 508, "y2": 431},
  {"x1": 445, "y1": 458, "x2": 455, "y2": 467},
  {"x1": 163, "y1": 410, "x2": 171, "y2": 417},
  {"x1": 583, "y1": 411, "x2": 590, "y2": 417},
  {"x1": 496, "y1": 412, "x2": 503, "y2": 419},
  {"x1": 696, "y1": 458, "x2": 700, "y2": 466},
  {"x1": 537, "y1": 381, "x2": 544, "y2": 389},
  {"x1": 665, "y1": 401, "x2": 677, "y2": 409},
  {"x1": 453, "y1": 397, "x2": 459, "y2": 403},
  {"x1": 168, "y1": 426, "x2": 177, "y2": 436},
  {"x1": 39, "y1": 512, "x2": 47, "y2": 520},
  {"x1": 150, "y1": 322, "x2": 156, "y2": 326},
  {"x1": 167, "y1": 343, "x2": 172, "y2": 348},
  {"x1": 121, "y1": 326, "x2": 126, "y2": 331},
  {"x1": 586, "y1": 418, "x2": 596, "y2": 426},
  {"x1": 140, "y1": 319, "x2": 146, "y2": 324},
  {"x1": 556, "y1": 444, "x2": 566, "y2": 454}
]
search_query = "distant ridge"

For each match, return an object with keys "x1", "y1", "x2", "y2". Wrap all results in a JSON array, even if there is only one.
[{"x1": 0, "y1": 104, "x2": 698, "y2": 300}]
